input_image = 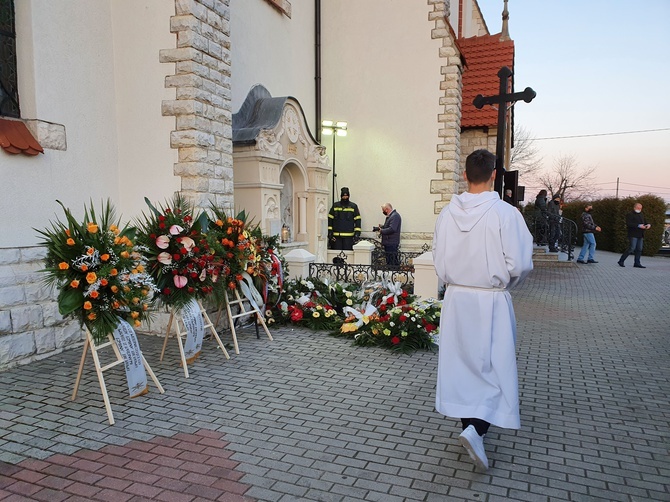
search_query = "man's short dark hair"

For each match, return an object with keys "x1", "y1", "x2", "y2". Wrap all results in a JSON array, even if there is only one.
[{"x1": 465, "y1": 149, "x2": 496, "y2": 184}]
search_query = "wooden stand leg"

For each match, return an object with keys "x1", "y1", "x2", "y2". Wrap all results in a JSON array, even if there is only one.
[
  {"x1": 223, "y1": 289, "x2": 274, "y2": 353},
  {"x1": 199, "y1": 301, "x2": 230, "y2": 359},
  {"x1": 160, "y1": 311, "x2": 174, "y2": 361},
  {"x1": 72, "y1": 328, "x2": 166, "y2": 425},
  {"x1": 72, "y1": 335, "x2": 90, "y2": 400}
]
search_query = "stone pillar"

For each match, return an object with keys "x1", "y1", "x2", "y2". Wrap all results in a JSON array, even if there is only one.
[
  {"x1": 429, "y1": 0, "x2": 464, "y2": 214},
  {"x1": 160, "y1": 0, "x2": 233, "y2": 215},
  {"x1": 413, "y1": 251, "x2": 439, "y2": 299},
  {"x1": 284, "y1": 249, "x2": 316, "y2": 281},
  {"x1": 353, "y1": 240, "x2": 374, "y2": 266}
]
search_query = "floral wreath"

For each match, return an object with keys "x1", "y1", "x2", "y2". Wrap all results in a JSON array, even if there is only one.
[
  {"x1": 37, "y1": 200, "x2": 156, "y2": 343},
  {"x1": 136, "y1": 195, "x2": 220, "y2": 309}
]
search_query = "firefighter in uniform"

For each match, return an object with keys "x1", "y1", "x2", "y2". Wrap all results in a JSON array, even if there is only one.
[{"x1": 328, "y1": 187, "x2": 361, "y2": 250}]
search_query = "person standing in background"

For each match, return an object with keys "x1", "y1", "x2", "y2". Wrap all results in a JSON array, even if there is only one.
[{"x1": 618, "y1": 202, "x2": 651, "y2": 268}]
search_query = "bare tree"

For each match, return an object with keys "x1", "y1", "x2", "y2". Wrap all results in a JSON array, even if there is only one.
[
  {"x1": 509, "y1": 125, "x2": 543, "y2": 181},
  {"x1": 536, "y1": 154, "x2": 597, "y2": 201}
]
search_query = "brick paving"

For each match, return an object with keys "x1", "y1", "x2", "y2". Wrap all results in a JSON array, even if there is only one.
[{"x1": 0, "y1": 249, "x2": 668, "y2": 501}]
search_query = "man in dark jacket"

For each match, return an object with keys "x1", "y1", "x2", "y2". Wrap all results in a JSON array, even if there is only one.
[
  {"x1": 618, "y1": 202, "x2": 651, "y2": 268},
  {"x1": 576, "y1": 204, "x2": 601, "y2": 264},
  {"x1": 374, "y1": 203, "x2": 402, "y2": 267},
  {"x1": 547, "y1": 194, "x2": 562, "y2": 252},
  {"x1": 328, "y1": 187, "x2": 361, "y2": 250}
]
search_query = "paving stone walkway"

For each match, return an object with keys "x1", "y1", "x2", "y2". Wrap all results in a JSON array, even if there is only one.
[{"x1": 0, "y1": 250, "x2": 668, "y2": 501}]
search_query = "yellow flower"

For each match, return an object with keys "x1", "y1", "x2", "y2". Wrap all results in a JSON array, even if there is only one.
[
  {"x1": 346, "y1": 299, "x2": 353, "y2": 305},
  {"x1": 58, "y1": 262, "x2": 69, "y2": 270},
  {"x1": 312, "y1": 312, "x2": 320, "y2": 318},
  {"x1": 340, "y1": 323, "x2": 358, "y2": 333},
  {"x1": 131, "y1": 311, "x2": 140, "y2": 319},
  {"x1": 136, "y1": 264, "x2": 144, "y2": 273},
  {"x1": 134, "y1": 319, "x2": 141, "y2": 327},
  {"x1": 383, "y1": 329, "x2": 391, "y2": 336},
  {"x1": 87, "y1": 222, "x2": 98, "y2": 233},
  {"x1": 86, "y1": 272, "x2": 97, "y2": 284}
]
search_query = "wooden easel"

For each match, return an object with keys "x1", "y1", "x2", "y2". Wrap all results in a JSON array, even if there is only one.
[
  {"x1": 72, "y1": 328, "x2": 165, "y2": 425},
  {"x1": 224, "y1": 288, "x2": 273, "y2": 354},
  {"x1": 160, "y1": 300, "x2": 230, "y2": 378}
]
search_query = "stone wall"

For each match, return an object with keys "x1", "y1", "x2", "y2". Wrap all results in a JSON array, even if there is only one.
[
  {"x1": 160, "y1": 0, "x2": 234, "y2": 216},
  {"x1": 429, "y1": 0, "x2": 464, "y2": 214},
  {"x1": 0, "y1": 247, "x2": 82, "y2": 370}
]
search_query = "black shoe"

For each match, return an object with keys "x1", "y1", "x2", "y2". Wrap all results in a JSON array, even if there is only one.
[
  {"x1": 549, "y1": 248, "x2": 558, "y2": 253},
  {"x1": 617, "y1": 261, "x2": 625, "y2": 267},
  {"x1": 587, "y1": 260, "x2": 598, "y2": 264},
  {"x1": 634, "y1": 264, "x2": 646, "y2": 268},
  {"x1": 576, "y1": 260, "x2": 586, "y2": 264}
]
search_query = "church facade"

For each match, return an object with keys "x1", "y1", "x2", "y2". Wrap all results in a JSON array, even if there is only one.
[{"x1": 0, "y1": 0, "x2": 513, "y2": 367}]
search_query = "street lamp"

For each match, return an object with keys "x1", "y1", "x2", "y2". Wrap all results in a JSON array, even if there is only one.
[{"x1": 321, "y1": 120, "x2": 347, "y2": 205}]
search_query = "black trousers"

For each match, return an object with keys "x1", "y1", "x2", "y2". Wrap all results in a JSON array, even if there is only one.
[{"x1": 461, "y1": 418, "x2": 490, "y2": 436}]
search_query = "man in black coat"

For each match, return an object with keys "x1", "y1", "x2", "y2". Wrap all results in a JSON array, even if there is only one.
[
  {"x1": 374, "y1": 203, "x2": 402, "y2": 267},
  {"x1": 618, "y1": 202, "x2": 651, "y2": 268}
]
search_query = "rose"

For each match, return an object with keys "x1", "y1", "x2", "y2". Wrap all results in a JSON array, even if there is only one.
[
  {"x1": 70, "y1": 280, "x2": 79, "y2": 288},
  {"x1": 83, "y1": 301, "x2": 93, "y2": 310},
  {"x1": 58, "y1": 262, "x2": 69, "y2": 270},
  {"x1": 391, "y1": 336, "x2": 401, "y2": 345},
  {"x1": 86, "y1": 272, "x2": 97, "y2": 284},
  {"x1": 66, "y1": 238, "x2": 75, "y2": 246},
  {"x1": 87, "y1": 222, "x2": 98, "y2": 233}
]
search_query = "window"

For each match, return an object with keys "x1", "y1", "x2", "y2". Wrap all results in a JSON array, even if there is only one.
[{"x1": 0, "y1": 0, "x2": 20, "y2": 118}]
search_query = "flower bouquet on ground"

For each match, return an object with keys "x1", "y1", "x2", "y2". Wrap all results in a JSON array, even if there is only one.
[
  {"x1": 135, "y1": 194, "x2": 220, "y2": 309},
  {"x1": 342, "y1": 298, "x2": 441, "y2": 353},
  {"x1": 36, "y1": 200, "x2": 157, "y2": 343},
  {"x1": 267, "y1": 278, "x2": 342, "y2": 330}
]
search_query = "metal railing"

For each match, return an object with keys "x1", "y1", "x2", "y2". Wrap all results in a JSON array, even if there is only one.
[
  {"x1": 528, "y1": 213, "x2": 578, "y2": 261},
  {"x1": 309, "y1": 242, "x2": 430, "y2": 286}
]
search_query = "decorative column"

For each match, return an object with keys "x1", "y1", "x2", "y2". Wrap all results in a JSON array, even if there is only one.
[
  {"x1": 297, "y1": 192, "x2": 308, "y2": 240},
  {"x1": 160, "y1": 0, "x2": 234, "y2": 215},
  {"x1": 428, "y1": 0, "x2": 464, "y2": 214}
]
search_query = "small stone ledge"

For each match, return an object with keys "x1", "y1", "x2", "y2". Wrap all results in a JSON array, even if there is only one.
[{"x1": 25, "y1": 119, "x2": 67, "y2": 151}]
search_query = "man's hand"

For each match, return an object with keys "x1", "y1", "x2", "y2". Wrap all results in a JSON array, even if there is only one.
[{"x1": 595, "y1": 226, "x2": 601, "y2": 232}]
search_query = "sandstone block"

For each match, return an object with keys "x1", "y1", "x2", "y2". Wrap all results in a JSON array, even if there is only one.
[
  {"x1": 178, "y1": 146, "x2": 209, "y2": 162},
  {"x1": 0, "y1": 248, "x2": 20, "y2": 265},
  {"x1": 0, "y1": 332, "x2": 35, "y2": 366},
  {"x1": 34, "y1": 327, "x2": 56, "y2": 354},
  {"x1": 171, "y1": 130, "x2": 215, "y2": 148},
  {"x1": 11, "y1": 305, "x2": 44, "y2": 331},
  {"x1": 170, "y1": 14, "x2": 200, "y2": 34},
  {"x1": 173, "y1": 162, "x2": 215, "y2": 177},
  {"x1": 0, "y1": 310, "x2": 11, "y2": 334},
  {"x1": 55, "y1": 321, "x2": 83, "y2": 348},
  {"x1": 0, "y1": 285, "x2": 26, "y2": 307},
  {"x1": 159, "y1": 47, "x2": 203, "y2": 64}
]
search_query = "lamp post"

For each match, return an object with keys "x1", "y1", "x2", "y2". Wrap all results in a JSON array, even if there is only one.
[{"x1": 321, "y1": 120, "x2": 347, "y2": 205}]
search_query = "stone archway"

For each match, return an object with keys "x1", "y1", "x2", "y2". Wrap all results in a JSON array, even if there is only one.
[{"x1": 232, "y1": 85, "x2": 330, "y2": 260}]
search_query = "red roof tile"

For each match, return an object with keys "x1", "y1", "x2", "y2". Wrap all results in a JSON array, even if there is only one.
[
  {"x1": 459, "y1": 33, "x2": 515, "y2": 129},
  {"x1": 0, "y1": 118, "x2": 44, "y2": 156}
]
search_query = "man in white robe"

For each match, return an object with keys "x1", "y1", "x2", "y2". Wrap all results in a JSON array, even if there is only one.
[{"x1": 433, "y1": 149, "x2": 533, "y2": 471}]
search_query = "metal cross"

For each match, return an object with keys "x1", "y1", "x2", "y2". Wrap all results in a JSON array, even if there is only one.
[{"x1": 473, "y1": 66, "x2": 536, "y2": 197}]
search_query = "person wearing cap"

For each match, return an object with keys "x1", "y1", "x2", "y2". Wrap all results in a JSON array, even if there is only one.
[
  {"x1": 328, "y1": 187, "x2": 361, "y2": 250},
  {"x1": 547, "y1": 193, "x2": 562, "y2": 252}
]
